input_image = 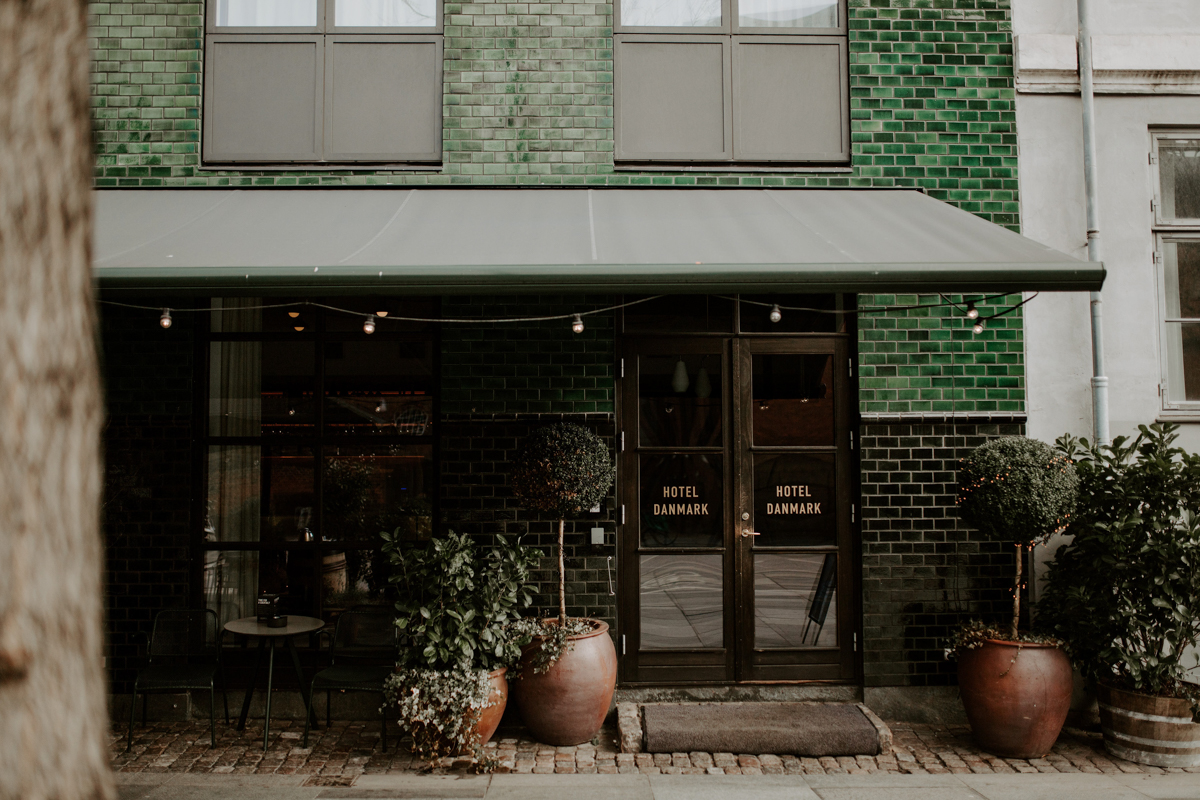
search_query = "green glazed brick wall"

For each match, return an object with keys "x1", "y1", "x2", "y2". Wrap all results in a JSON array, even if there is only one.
[{"x1": 87, "y1": 0, "x2": 1022, "y2": 414}]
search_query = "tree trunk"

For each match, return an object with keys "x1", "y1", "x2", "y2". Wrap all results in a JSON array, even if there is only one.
[
  {"x1": 558, "y1": 519, "x2": 566, "y2": 626},
  {"x1": 1011, "y1": 544, "x2": 1024, "y2": 641},
  {"x1": 0, "y1": 0, "x2": 112, "y2": 797}
]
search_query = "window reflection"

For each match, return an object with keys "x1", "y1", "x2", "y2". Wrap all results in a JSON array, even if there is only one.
[
  {"x1": 640, "y1": 454, "x2": 723, "y2": 547},
  {"x1": 739, "y1": 0, "x2": 837, "y2": 27},
  {"x1": 1163, "y1": 241, "x2": 1200, "y2": 401},
  {"x1": 752, "y1": 353, "x2": 833, "y2": 446},
  {"x1": 1160, "y1": 140, "x2": 1200, "y2": 220},
  {"x1": 640, "y1": 554, "x2": 723, "y2": 649},
  {"x1": 322, "y1": 446, "x2": 434, "y2": 544},
  {"x1": 324, "y1": 340, "x2": 433, "y2": 436},
  {"x1": 754, "y1": 553, "x2": 837, "y2": 648},
  {"x1": 215, "y1": 0, "x2": 318, "y2": 26},
  {"x1": 621, "y1": 0, "x2": 721, "y2": 27},
  {"x1": 336, "y1": 0, "x2": 438, "y2": 27},
  {"x1": 639, "y1": 354, "x2": 722, "y2": 447},
  {"x1": 753, "y1": 453, "x2": 835, "y2": 546}
]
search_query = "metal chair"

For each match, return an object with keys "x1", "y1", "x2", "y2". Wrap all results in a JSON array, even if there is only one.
[
  {"x1": 303, "y1": 605, "x2": 397, "y2": 750},
  {"x1": 126, "y1": 608, "x2": 229, "y2": 752}
]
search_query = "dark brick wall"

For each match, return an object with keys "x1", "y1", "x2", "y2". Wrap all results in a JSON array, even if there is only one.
[
  {"x1": 859, "y1": 419, "x2": 1023, "y2": 687},
  {"x1": 100, "y1": 302, "x2": 196, "y2": 693},
  {"x1": 440, "y1": 296, "x2": 616, "y2": 416}
]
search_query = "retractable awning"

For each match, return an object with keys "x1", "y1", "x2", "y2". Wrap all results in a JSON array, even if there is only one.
[{"x1": 93, "y1": 188, "x2": 1102, "y2": 294}]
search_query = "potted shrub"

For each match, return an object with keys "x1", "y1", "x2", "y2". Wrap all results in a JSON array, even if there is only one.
[
  {"x1": 380, "y1": 529, "x2": 542, "y2": 764},
  {"x1": 508, "y1": 423, "x2": 617, "y2": 746},
  {"x1": 950, "y1": 435, "x2": 1078, "y2": 758},
  {"x1": 1039, "y1": 423, "x2": 1200, "y2": 767}
]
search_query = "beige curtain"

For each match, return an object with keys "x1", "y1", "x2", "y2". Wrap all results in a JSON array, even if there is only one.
[{"x1": 204, "y1": 299, "x2": 263, "y2": 628}]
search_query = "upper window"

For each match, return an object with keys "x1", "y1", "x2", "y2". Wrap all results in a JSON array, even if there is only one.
[
  {"x1": 1153, "y1": 133, "x2": 1200, "y2": 410},
  {"x1": 203, "y1": 0, "x2": 443, "y2": 165},
  {"x1": 613, "y1": 0, "x2": 848, "y2": 165}
]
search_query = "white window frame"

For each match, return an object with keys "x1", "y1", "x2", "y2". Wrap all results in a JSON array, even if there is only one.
[{"x1": 1152, "y1": 131, "x2": 1200, "y2": 414}]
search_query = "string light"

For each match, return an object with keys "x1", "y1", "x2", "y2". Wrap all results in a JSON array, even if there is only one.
[
  {"x1": 966, "y1": 302, "x2": 979, "y2": 320},
  {"x1": 159, "y1": 309, "x2": 173, "y2": 329},
  {"x1": 972, "y1": 320, "x2": 985, "y2": 335},
  {"x1": 363, "y1": 315, "x2": 377, "y2": 334},
  {"x1": 769, "y1": 304, "x2": 782, "y2": 324},
  {"x1": 571, "y1": 314, "x2": 584, "y2": 334}
]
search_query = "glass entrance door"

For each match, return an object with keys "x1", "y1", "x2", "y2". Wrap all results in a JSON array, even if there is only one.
[{"x1": 618, "y1": 335, "x2": 855, "y2": 684}]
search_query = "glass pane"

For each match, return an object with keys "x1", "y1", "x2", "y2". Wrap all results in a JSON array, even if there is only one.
[
  {"x1": 210, "y1": 341, "x2": 316, "y2": 436},
  {"x1": 639, "y1": 355, "x2": 722, "y2": 447},
  {"x1": 322, "y1": 549, "x2": 391, "y2": 615},
  {"x1": 202, "y1": 549, "x2": 319, "y2": 627},
  {"x1": 621, "y1": 0, "x2": 721, "y2": 26},
  {"x1": 640, "y1": 454, "x2": 723, "y2": 547},
  {"x1": 206, "y1": 444, "x2": 315, "y2": 542},
  {"x1": 752, "y1": 353, "x2": 834, "y2": 446},
  {"x1": 753, "y1": 453, "x2": 835, "y2": 546},
  {"x1": 211, "y1": 297, "x2": 263, "y2": 333},
  {"x1": 624, "y1": 295, "x2": 733, "y2": 334},
  {"x1": 322, "y1": 445, "x2": 434, "y2": 543},
  {"x1": 738, "y1": 0, "x2": 837, "y2": 27},
  {"x1": 739, "y1": 294, "x2": 839, "y2": 333},
  {"x1": 1160, "y1": 140, "x2": 1200, "y2": 220},
  {"x1": 1163, "y1": 242, "x2": 1200, "y2": 401},
  {"x1": 640, "y1": 554, "x2": 723, "y2": 649},
  {"x1": 215, "y1": 0, "x2": 318, "y2": 26},
  {"x1": 336, "y1": 0, "x2": 438, "y2": 26},
  {"x1": 755, "y1": 553, "x2": 837, "y2": 648},
  {"x1": 324, "y1": 340, "x2": 434, "y2": 436}
]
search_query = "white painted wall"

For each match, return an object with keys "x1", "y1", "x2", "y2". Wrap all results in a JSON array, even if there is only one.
[{"x1": 1014, "y1": 0, "x2": 1200, "y2": 679}]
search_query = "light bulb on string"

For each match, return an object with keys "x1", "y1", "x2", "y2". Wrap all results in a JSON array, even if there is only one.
[
  {"x1": 972, "y1": 320, "x2": 985, "y2": 335},
  {"x1": 363, "y1": 315, "x2": 376, "y2": 334},
  {"x1": 571, "y1": 314, "x2": 585, "y2": 334},
  {"x1": 769, "y1": 304, "x2": 782, "y2": 324},
  {"x1": 966, "y1": 302, "x2": 979, "y2": 320},
  {"x1": 159, "y1": 309, "x2": 173, "y2": 329}
]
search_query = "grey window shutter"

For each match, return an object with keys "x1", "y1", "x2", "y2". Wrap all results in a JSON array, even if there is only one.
[
  {"x1": 324, "y1": 36, "x2": 443, "y2": 161},
  {"x1": 203, "y1": 36, "x2": 324, "y2": 162},
  {"x1": 732, "y1": 36, "x2": 848, "y2": 162},
  {"x1": 615, "y1": 35, "x2": 732, "y2": 161}
]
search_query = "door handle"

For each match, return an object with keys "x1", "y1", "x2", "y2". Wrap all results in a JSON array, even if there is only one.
[{"x1": 741, "y1": 529, "x2": 761, "y2": 538}]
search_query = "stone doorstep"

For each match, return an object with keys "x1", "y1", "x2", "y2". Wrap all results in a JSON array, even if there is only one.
[{"x1": 616, "y1": 701, "x2": 893, "y2": 756}]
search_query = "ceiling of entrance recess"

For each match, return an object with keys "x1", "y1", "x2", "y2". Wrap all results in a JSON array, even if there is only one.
[{"x1": 93, "y1": 189, "x2": 1103, "y2": 294}]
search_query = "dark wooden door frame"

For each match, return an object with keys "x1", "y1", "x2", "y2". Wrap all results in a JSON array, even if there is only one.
[{"x1": 616, "y1": 330, "x2": 861, "y2": 686}]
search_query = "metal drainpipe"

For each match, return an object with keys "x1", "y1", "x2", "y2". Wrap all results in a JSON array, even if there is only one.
[{"x1": 1078, "y1": 0, "x2": 1110, "y2": 445}]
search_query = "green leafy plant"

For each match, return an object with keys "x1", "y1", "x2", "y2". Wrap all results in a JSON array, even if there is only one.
[
  {"x1": 510, "y1": 423, "x2": 615, "y2": 626},
  {"x1": 1038, "y1": 424, "x2": 1200, "y2": 710},
  {"x1": 507, "y1": 616, "x2": 595, "y2": 676},
  {"x1": 956, "y1": 436, "x2": 1078, "y2": 640},
  {"x1": 380, "y1": 530, "x2": 543, "y2": 761}
]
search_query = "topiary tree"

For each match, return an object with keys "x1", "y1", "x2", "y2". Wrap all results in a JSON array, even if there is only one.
[
  {"x1": 956, "y1": 436, "x2": 1077, "y2": 639},
  {"x1": 511, "y1": 423, "x2": 616, "y2": 625}
]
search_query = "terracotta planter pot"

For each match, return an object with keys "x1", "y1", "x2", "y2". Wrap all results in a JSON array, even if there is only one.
[
  {"x1": 473, "y1": 667, "x2": 509, "y2": 750},
  {"x1": 1098, "y1": 683, "x2": 1200, "y2": 768},
  {"x1": 957, "y1": 639, "x2": 1073, "y2": 758},
  {"x1": 511, "y1": 619, "x2": 617, "y2": 746}
]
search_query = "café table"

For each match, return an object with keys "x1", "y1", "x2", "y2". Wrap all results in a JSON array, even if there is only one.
[{"x1": 224, "y1": 615, "x2": 325, "y2": 750}]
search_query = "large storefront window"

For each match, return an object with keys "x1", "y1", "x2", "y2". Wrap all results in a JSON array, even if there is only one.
[{"x1": 202, "y1": 297, "x2": 437, "y2": 627}]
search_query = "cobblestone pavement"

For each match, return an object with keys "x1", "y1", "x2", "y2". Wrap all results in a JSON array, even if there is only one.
[{"x1": 111, "y1": 719, "x2": 1200, "y2": 782}]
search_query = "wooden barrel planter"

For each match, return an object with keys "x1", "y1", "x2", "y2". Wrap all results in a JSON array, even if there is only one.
[{"x1": 1098, "y1": 684, "x2": 1200, "y2": 768}]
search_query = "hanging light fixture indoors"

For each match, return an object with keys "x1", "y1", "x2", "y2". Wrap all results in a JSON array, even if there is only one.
[{"x1": 671, "y1": 358, "x2": 690, "y2": 393}]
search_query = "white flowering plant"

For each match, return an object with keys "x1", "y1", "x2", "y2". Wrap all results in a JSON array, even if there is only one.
[{"x1": 382, "y1": 668, "x2": 496, "y2": 762}]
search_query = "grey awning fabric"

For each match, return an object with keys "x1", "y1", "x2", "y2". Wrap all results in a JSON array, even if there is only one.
[{"x1": 93, "y1": 188, "x2": 1102, "y2": 293}]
